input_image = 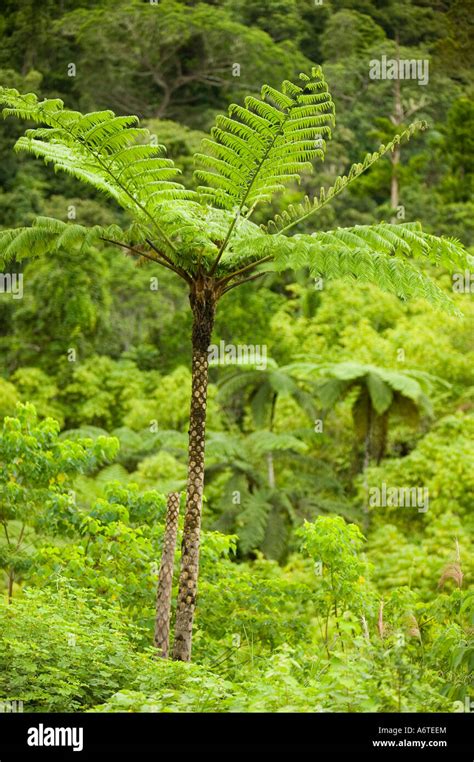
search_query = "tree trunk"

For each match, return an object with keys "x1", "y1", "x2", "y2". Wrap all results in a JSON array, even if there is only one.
[
  {"x1": 390, "y1": 144, "x2": 400, "y2": 220},
  {"x1": 267, "y1": 392, "x2": 277, "y2": 488},
  {"x1": 362, "y1": 406, "x2": 373, "y2": 534},
  {"x1": 267, "y1": 452, "x2": 275, "y2": 489},
  {"x1": 172, "y1": 279, "x2": 216, "y2": 662},
  {"x1": 7, "y1": 569, "x2": 13, "y2": 604},
  {"x1": 154, "y1": 491, "x2": 181, "y2": 659}
]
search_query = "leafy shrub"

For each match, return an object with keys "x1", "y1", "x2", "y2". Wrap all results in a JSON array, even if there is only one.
[{"x1": 0, "y1": 587, "x2": 146, "y2": 712}]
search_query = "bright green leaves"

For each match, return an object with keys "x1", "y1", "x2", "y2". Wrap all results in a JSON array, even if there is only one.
[
  {"x1": 298, "y1": 516, "x2": 371, "y2": 623},
  {"x1": 305, "y1": 222, "x2": 467, "y2": 271},
  {"x1": 0, "y1": 88, "x2": 196, "y2": 254},
  {"x1": 0, "y1": 76, "x2": 470, "y2": 299},
  {"x1": 0, "y1": 587, "x2": 145, "y2": 711},
  {"x1": 0, "y1": 216, "x2": 100, "y2": 263},
  {"x1": 0, "y1": 403, "x2": 119, "y2": 596},
  {"x1": 0, "y1": 402, "x2": 118, "y2": 522},
  {"x1": 261, "y1": 222, "x2": 467, "y2": 314},
  {"x1": 314, "y1": 362, "x2": 435, "y2": 417},
  {"x1": 195, "y1": 67, "x2": 335, "y2": 212}
]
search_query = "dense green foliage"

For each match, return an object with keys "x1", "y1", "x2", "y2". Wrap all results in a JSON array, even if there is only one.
[{"x1": 0, "y1": 0, "x2": 472, "y2": 713}]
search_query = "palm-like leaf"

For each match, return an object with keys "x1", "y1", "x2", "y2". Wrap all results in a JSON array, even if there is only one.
[
  {"x1": 195, "y1": 67, "x2": 334, "y2": 213},
  {"x1": 244, "y1": 222, "x2": 467, "y2": 314},
  {"x1": 0, "y1": 75, "x2": 470, "y2": 314},
  {"x1": 314, "y1": 362, "x2": 439, "y2": 421},
  {"x1": 218, "y1": 358, "x2": 318, "y2": 429}
]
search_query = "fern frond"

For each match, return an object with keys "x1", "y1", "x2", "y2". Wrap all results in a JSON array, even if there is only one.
[
  {"x1": 265, "y1": 121, "x2": 428, "y2": 233},
  {"x1": 0, "y1": 88, "x2": 197, "y2": 254},
  {"x1": 230, "y1": 222, "x2": 466, "y2": 314},
  {"x1": 195, "y1": 67, "x2": 334, "y2": 214},
  {"x1": 0, "y1": 217, "x2": 100, "y2": 263},
  {"x1": 0, "y1": 217, "x2": 156, "y2": 266},
  {"x1": 247, "y1": 431, "x2": 307, "y2": 456}
]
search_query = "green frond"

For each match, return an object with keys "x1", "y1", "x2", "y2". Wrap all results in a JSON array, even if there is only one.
[
  {"x1": 265, "y1": 121, "x2": 428, "y2": 234},
  {"x1": 0, "y1": 217, "x2": 151, "y2": 265},
  {"x1": 237, "y1": 491, "x2": 272, "y2": 555},
  {"x1": 234, "y1": 222, "x2": 467, "y2": 314},
  {"x1": 247, "y1": 431, "x2": 307, "y2": 457},
  {"x1": 195, "y1": 67, "x2": 335, "y2": 213},
  {"x1": 0, "y1": 217, "x2": 98, "y2": 263},
  {"x1": 0, "y1": 82, "x2": 469, "y2": 302},
  {"x1": 315, "y1": 362, "x2": 435, "y2": 419},
  {"x1": 0, "y1": 88, "x2": 197, "y2": 254}
]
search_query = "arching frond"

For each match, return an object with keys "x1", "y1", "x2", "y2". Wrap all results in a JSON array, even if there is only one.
[
  {"x1": 195, "y1": 67, "x2": 335, "y2": 214},
  {"x1": 314, "y1": 362, "x2": 435, "y2": 418},
  {"x1": 227, "y1": 222, "x2": 466, "y2": 314},
  {"x1": 0, "y1": 217, "x2": 100, "y2": 263},
  {"x1": 0, "y1": 88, "x2": 197, "y2": 254},
  {"x1": 0, "y1": 79, "x2": 470, "y2": 304},
  {"x1": 264, "y1": 121, "x2": 428, "y2": 234},
  {"x1": 0, "y1": 217, "x2": 182, "y2": 277}
]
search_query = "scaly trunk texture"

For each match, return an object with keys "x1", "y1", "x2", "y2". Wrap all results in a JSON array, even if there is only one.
[
  {"x1": 172, "y1": 278, "x2": 216, "y2": 661},
  {"x1": 154, "y1": 491, "x2": 181, "y2": 658}
]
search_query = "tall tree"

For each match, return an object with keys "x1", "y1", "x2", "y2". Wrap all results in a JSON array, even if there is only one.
[
  {"x1": 0, "y1": 67, "x2": 468, "y2": 660},
  {"x1": 57, "y1": 0, "x2": 310, "y2": 120}
]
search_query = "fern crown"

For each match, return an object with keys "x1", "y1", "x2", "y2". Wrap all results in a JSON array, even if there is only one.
[{"x1": 0, "y1": 68, "x2": 470, "y2": 312}]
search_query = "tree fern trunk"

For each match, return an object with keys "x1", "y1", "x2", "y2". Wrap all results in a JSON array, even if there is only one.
[
  {"x1": 362, "y1": 406, "x2": 372, "y2": 534},
  {"x1": 267, "y1": 393, "x2": 277, "y2": 488},
  {"x1": 172, "y1": 280, "x2": 216, "y2": 662},
  {"x1": 154, "y1": 491, "x2": 181, "y2": 659},
  {"x1": 267, "y1": 452, "x2": 275, "y2": 489}
]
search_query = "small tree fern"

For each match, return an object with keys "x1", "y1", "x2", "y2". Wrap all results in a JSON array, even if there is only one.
[
  {"x1": 0, "y1": 67, "x2": 469, "y2": 661},
  {"x1": 218, "y1": 358, "x2": 318, "y2": 488},
  {"x1": 314, "y1": 362, "x2": 445, "y2": 467},
  {"x1": 206, "y1": 428, "x2": 305, "y2": 561}
]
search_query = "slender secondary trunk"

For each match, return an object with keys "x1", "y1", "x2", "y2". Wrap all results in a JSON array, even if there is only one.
[
  {"x1": 390, "y1": 77, "x2": 401, "y2": 221},
  {"x1": 172, "y1": 278, "x2": 216, "y2": 662},
  {"x1": 267, "y1": 392, "x2": 277, "y2": 488},
  {"x1": 7, "y1": 569, "x2": 13, "y2": 604},
  {"x1": 390, "y1": 143, "x2": 400, "y2": 219},
  {"x1": 267, "y1": 452, "x2": 275, "y2": 489},
  {"x1": 362, "y1": 406, "x2": 373, "y2": 534},
  {"x1": 154, "y1": 491, "x2": 181, "y2": 658}
]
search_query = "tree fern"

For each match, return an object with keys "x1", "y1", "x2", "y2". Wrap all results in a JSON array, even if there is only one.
[
  {"x1": 314, "y1": 363, "x2": 436, "y2": 416},
  {"x1": 1, "y1": 70, "x2": 471, "y2": 661},
  {"x1": 217, "y1": 358, "x2": 318, "y2": 429},
  {"x1": 0, "y1": 78, "x2": 469, "y2": 314}
]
